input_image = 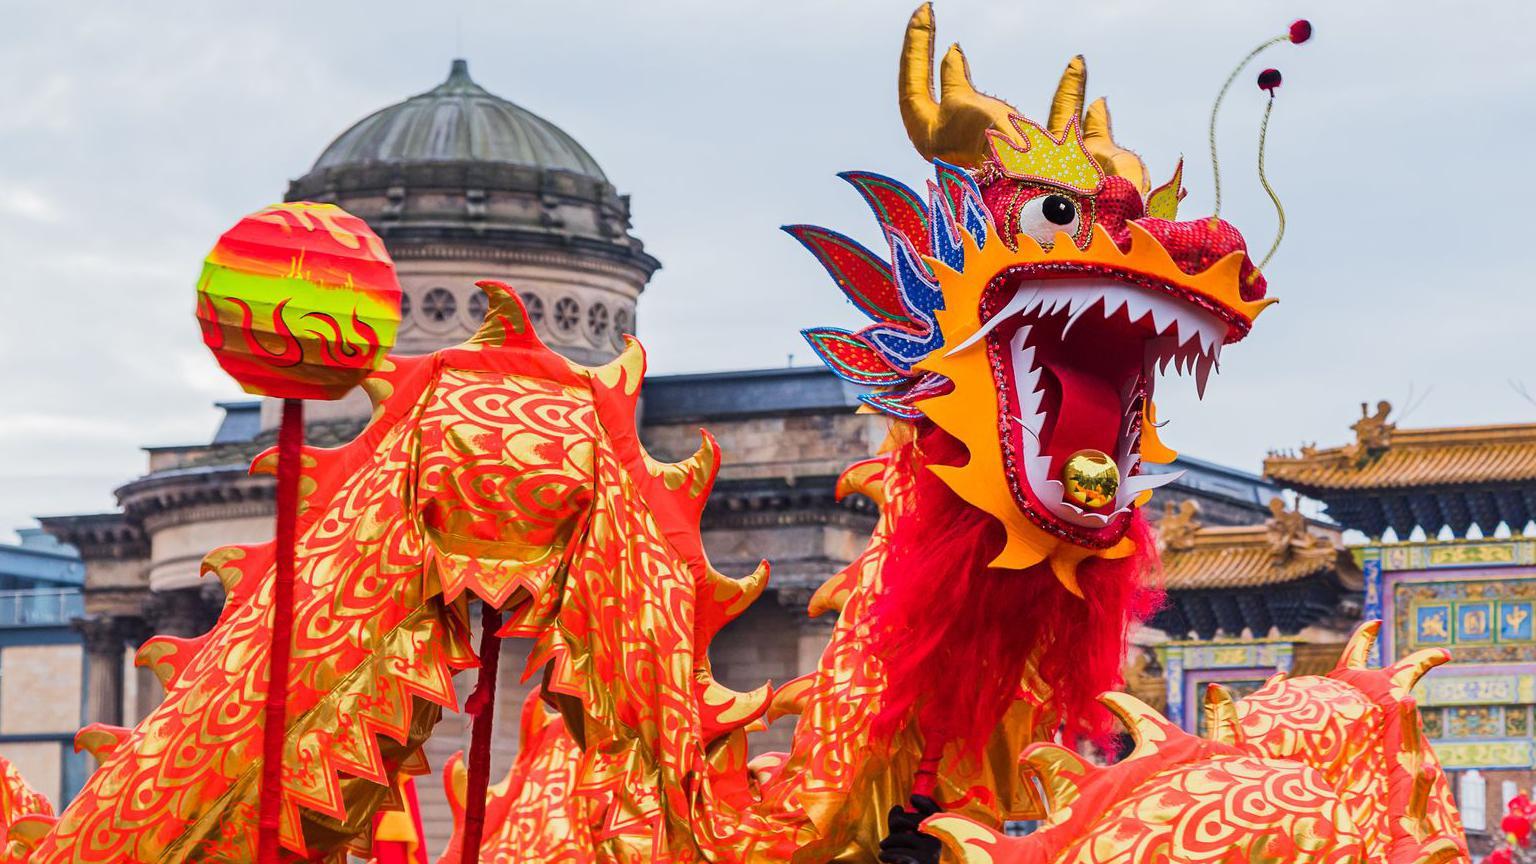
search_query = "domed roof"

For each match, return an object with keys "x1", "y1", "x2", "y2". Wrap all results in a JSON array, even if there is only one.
[{"x1": 311, "y1": 59, "x2": 607, "y2": 180}]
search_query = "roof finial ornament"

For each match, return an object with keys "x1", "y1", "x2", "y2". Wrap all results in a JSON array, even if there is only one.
[
  {"x1": 1158, "y1": 500, "x2": 1202, "y2": 552},
  {"x1": 1345, "y1": 400, "x2": 1395, "y2": 464},
  {"x1": 1265, "y1": 497, "x2": 1322, "y2": 561}
]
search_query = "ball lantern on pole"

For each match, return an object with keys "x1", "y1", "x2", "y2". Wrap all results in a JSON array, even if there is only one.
[{"x1": 195, "y1": 201, "x2": 400, "y2": 861}]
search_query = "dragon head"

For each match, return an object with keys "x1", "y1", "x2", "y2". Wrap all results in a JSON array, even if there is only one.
[{"x1": 794, "y1": 4, "x2": 1276, "y2": 591}]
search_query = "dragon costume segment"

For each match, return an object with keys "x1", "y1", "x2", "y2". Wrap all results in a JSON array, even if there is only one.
[
  {"x1": 0, "y1": 6, "x2": 1471, "y2": 864},
  {"x1": 923, "y1": 624, "x2": 1468, "y2": 864}
]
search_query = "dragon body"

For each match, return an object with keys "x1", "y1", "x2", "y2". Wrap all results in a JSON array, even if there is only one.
[{"x1": 0, "y1": 5, "x2": 1470, "y2": 863}]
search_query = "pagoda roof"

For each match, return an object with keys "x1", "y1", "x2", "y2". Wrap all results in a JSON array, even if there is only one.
[
  {"x1": 1150, "y1": 503, "x2": 1361, "y2": 640},
  {"x1": 1263, "y1": 404, "x2": 1536, "y2": 537},
  {"x1": 1162, "y1": 524, "x2": 1360, "y2": 591},
  {"x1": 1264, "y1": 422, "x2": 1536, "y2": 491}
]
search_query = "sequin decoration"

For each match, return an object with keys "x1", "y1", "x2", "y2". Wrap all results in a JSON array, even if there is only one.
[{"x1": 986, "y1": 116, "x2": 1105, "y2": 196}]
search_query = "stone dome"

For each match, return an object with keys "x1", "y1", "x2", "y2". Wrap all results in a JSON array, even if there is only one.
[
  {"x1": 312, "y1": 59, "x2": 607, "y2": 180},
  {"x1": 285, "y1": 57, "x2": 658, "y2": 378}
]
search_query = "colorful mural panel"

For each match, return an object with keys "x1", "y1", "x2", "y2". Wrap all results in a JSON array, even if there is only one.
[{"x1": 1390, "y1": 572, "x2": 1536, "y2": 663}]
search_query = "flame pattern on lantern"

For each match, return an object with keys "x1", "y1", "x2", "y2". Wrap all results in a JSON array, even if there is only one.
[{"x1": 196, "y1": 202, "x2": 401, "y2": 400}]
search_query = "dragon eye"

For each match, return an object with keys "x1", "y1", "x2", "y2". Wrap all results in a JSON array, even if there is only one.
[{"x1": 1017, "y1": 193, "x2": 1081, "y2": 244}]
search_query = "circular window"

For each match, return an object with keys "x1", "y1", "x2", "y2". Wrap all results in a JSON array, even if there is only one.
[
  {"x1": 466, "y1": 290, "x2": 488, "y2": 324},
  {"x1": 421, "y1": 287, "x2": 457, "y2": 324},
  {"x1": 398, "y1": 290, "x2": 412, "y2": 321},
  {"x1": 586, "y1": 303, "x2": 610, "y2": 341},
  {"x1": 612, "y1": 307, "x2": 632, "y2": 350},
  {"x1": 519, "y1": 292, "x2": 545, "y2": 326},
  {"x1": 552, "y1": 297, "x2": 581, "y2": 334}
]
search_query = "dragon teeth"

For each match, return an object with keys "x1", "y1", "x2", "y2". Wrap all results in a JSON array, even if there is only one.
[{"x1": 972, "y1": 276, "x2": 1231, "y2": 525}]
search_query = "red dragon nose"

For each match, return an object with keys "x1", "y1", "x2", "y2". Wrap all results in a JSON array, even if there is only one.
[
  {"x1": 1126, "y1": 216, "x2": 1267, "y2": 301},
  {"x1": 1090, "y1": 177, "x2": 1267, "y2": 303}
]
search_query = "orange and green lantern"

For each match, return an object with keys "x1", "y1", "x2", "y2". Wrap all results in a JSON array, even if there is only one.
[{"x1": 196, "y1": 201, "x2": 400, "y2": 400}]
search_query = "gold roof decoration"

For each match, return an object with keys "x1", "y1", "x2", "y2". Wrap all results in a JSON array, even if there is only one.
[
  {"x1": 897, "y1": 3, "x2": 1149, "y2": 191},
  {"x1": 1266, "y1": 405, "x2": 1536, "y2": 492},
  {"x1": 1157, "y1": 500, "x2": 1202, "y2": 553},
  {"x1": 1264, "y1": 497, "x2": 1329, "y2": 562},
  {"x1": 1345, "y1": 400, "x2": 1395, "y2": 464},
  {"x1": 1159, "y1": 500, "x2": 1359, "y2": 592}
]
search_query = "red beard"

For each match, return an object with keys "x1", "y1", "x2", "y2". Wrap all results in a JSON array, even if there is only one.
[{"x1": 868, "y1": 425, "x2": 1162, "y2": 753}]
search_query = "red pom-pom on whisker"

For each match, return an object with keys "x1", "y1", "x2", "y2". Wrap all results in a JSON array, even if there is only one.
[
  {"x1": 1289, "y1": 19, "x2": 1313, "y2": 44},
  {"x1": 1258, "y1": 68, "x2": 1283, "y2": 93}
]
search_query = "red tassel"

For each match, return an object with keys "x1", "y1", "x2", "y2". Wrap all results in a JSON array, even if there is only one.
[
  {"x1": 256, "y1": 398, "x2": 304, "y2": 862},
  {"x1": 460, "y1": 601, "x2": 503, "y2": 861}
]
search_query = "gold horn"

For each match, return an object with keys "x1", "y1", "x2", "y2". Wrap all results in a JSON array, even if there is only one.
[
  {"x1": 897, "y1": 4, "x2": 1150, "y2": 190},
  {"x1": 1046, "y1": 56, "x2": 1086, "y2": 137},
  {"x1": 899, "y1": 3, "x2": 1019, "y2": 167},
  {"x1": 1083, "y1": 97, "x2": 1150, "y2": 192}
]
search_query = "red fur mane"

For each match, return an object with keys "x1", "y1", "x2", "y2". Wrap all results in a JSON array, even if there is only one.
[{"x1": 869, "y1": 425, "x2": 1162, "y2": 753}]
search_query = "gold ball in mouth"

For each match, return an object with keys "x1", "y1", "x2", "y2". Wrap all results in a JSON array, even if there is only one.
[{"x1": 1061, "y1": 449, "x2": 1119, "y2": 509}]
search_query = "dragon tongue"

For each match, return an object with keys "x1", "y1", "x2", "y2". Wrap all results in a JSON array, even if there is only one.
[{"x1": 1044, "y1": 362, "x2": 1124, "y2": 489}]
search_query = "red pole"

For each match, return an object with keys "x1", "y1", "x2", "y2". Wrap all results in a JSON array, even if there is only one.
[
  {"x1": 911, "y1": 738, "x2": 943, "y2": 799},
  {"x1": 256, "y1": 398, "x2": 304, "y2": 862},
  {"x1": 460, "y1": 600, "x2": 503, "y2": 862}
]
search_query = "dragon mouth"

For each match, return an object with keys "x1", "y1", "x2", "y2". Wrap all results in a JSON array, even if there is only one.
[{"x1": 965, "y1": 272, "x2": 1228, "y2": 544}]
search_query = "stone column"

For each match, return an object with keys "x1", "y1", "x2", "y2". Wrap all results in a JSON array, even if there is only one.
[
  {"x1": 74, "y1": 616, "x2": 128, "y2": 728},
  {"x1": 145, "y1": 588, "x2": 217, "y2": 638}
]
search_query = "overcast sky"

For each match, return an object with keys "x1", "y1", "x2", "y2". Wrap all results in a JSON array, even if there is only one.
[{"x1": 2, "y1": 0, "x2": 1534, "y2": 539}]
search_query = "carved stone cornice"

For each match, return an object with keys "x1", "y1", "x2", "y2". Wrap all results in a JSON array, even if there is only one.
[
  {"x1": 288, "y1": 160, "x2": 623, "y2": 209},
  {"x1": 700, "y1": 477, "x2": 877, "y2": 534},
  {"x1": 388, "y1": 240, "x2": 657, "y2": 283},
  {"x1": 702, "y1": 509, "x2": 878, "y2": 535},
  {"x1": 37, "y1": 513, "x2": 148, "y2": 560},
  {"x1": 115, "y1": 466, "x2": 275, "y2": 531}
]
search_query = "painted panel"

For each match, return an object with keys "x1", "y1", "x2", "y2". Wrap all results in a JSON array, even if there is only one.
[
  {"x1": 1431, "y1": 739, "x2": 1536, "y2": 770},
  {"x1": 1387, "y1": 570, "x2": 1536, "y2": 664},
  {"x1": 1414, "y1": 672, "x2": 1536, "y2": 707}
]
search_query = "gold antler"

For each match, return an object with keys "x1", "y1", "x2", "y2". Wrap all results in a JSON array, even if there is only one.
[
  {"x1": 899, "y1": 3, "x2": 1020, "y2": 166},
  {"x1": 899, "y1": 4, "x2": 1149, "y2": 189}
]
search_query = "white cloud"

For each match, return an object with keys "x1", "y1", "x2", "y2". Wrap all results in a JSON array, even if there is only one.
[{"x1": 0, "y1": 188, "x2": 62, "y2": 224}]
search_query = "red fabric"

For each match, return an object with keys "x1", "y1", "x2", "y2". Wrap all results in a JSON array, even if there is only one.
[
  {"x1": 372, "y1": 778, "x2": 429, "y2": 864},
  {"x1": 1504, "y1": 811, "x2": 1532, "y2": 846},
  {"x1": 460, "y1": 602, "x2": 504, "y2": 861},
  {"x1": 255, "y1": 399, "x2": 303, "y2": 863},
  {"x1": 868, "y1": 425, "x2": 1162, "y2": 753}
]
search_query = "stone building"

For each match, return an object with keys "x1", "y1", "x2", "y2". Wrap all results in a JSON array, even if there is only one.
[{"x1": 38, "y1": 59, "x2": 1293, "y2": 847}]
